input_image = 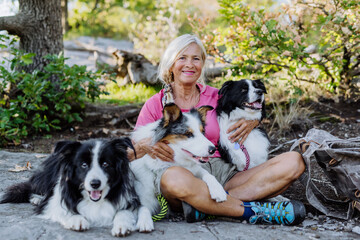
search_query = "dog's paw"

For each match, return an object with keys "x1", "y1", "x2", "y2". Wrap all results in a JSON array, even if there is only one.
[
  {"x1": 208, "y1": 182, "x2": 227, "y2": 202},
  {"x1": 137, "y1": 218, "x2": 154, "y2": 233},
  {"x1": 235, "y1": 163, "x2": 246, "y2": 172},
  {"x1": 209, "y1": 188, "x2": 227, "y2": 202},
  {"x1": 136, "y1": 206, "x2": 154, "y2": 233},
  {"x1": 29, "y1": 194, "x2": 43, "y2": 205},
  {"x1": 112, "y1": 210, "x2": 137, "y2": 237},
  {"x1": 64, "y1": 215, "x2": 90, "y2": 231},
  {"x1": 202, "y1": 174, "x2": 228, "y2": 202},
  {"x1": 111, "y1": 222, "x2": 136, "y2": 237},
  {"x1": 111, "y1": 226, "x2": 133, "y2": 237}
]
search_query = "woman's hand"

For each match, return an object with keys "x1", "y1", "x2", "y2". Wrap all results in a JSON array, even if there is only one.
[
  {"x1": 127, "y1": 138, "x2": 174, "y2": 162},
  {"x1": 227, "y1": 119, "x2": 259, "y2": 144},
  {"x1": 151, "y1": 140, "x2": 174, "y2": 162}
]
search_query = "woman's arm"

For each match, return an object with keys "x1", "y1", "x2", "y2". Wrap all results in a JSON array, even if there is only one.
[{"x1": 226, "y1": 119, "x2": 260, "y2": 144}]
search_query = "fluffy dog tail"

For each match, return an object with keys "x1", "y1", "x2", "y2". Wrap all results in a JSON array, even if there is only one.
[{"x1": 0, "y1": 182, "x2": 32, "y2": 203}]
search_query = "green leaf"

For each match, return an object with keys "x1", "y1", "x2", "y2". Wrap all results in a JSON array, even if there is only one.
[
  {"x1": 20, "y1": 53, "x2": 36, "y2": 65},
  {"x1": 266, "y1": 19, "x2": 277, "y2": 32}
]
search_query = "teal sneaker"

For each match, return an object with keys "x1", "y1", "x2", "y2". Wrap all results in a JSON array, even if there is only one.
[
  {"x1": 182, "y1": 202, "x2": 215, "y2": 223},
  {"x1": 248, "y1": 200, "x2": 306, "y2": 226}
]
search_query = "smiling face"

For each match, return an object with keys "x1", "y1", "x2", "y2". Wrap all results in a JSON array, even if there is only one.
[
  {"x1": 68, "y1": 139, "x2": 132, "y2": 203},
  {"x1": 171, "y1": 43, "x2": 204, "y2": 86},
  {"x1": 72, "y1": 142, "x2": 111, "y2": 202},
  {"x1": 216, "y1": 79, "x2": 267, "y2": 120}
]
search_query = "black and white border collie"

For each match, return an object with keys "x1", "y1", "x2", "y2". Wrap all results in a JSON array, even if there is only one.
[
  {"x1": 216, "y1": 79, "x2": 270, "y2": 171},
  {"x1": 130, "y1": 103, "x2": 228, "y2": 231},
  {"x1": 0, "y1": 138, "x2": 152, "y2": 237}
]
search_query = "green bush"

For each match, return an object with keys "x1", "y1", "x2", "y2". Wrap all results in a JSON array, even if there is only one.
[{"x1": 0, "y1": 35, "x2": 110, "y2": 146}]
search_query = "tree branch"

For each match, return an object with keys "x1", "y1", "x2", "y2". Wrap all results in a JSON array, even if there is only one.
[
  {"x1": 349, "y1": 67, "x2": 360, "y2": 77},
  {"x1": 91, "y1": 0, "x2": 100, "y2": 13},
  {"x1": 0, "y1": 13, "x2": 36, "y2": 37},
  {"x1": 351, "y1": 54, "x2": 360, "y2": 70},
  {"x1": 0, "y1": 15, "x2": 23, "y2": 36},
  {"x1": 300, "y1": 2, "x2": 329, "y2": 16},
  {"x1": 319, "y1": 62, "x2": 336, "y2": 84},
  {"x1": 257, "y1": 60, "x2": 290, "y2": 69},
  {"x1": 340, "y1": 46, "x2": 350, "y2": 78},
  {"x1": 294, "y1": 74, "x2": 318, "y2": 84}
]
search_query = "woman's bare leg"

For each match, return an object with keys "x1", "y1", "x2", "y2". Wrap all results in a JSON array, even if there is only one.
[
  {"x1": 160, "y1": 151, "x2": 305, "y2": 217},
  {"x1": 224, "y1": 151, "x2": 305, "y2": 201},
  {"x1": 160, "y1": 166, "x2": 245, "y2": 217}
]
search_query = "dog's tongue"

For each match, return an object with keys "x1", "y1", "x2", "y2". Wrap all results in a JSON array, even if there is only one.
[
  {"x1": 198, "y1": 157, "x2": 210, "y2": 163},
  {"x1": 181, "y1": 149, "x2": 210, "y2": 163},
  {"x1": 90, "y1": 190, "x2": 102, "y2": 201},
  {"x1": 250, "y1": 101, "x2": 262, "y2": 109}
]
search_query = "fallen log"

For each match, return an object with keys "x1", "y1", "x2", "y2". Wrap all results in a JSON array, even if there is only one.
[{"x1": 113, "y1": 50, "x2": 158, "y2": 85}]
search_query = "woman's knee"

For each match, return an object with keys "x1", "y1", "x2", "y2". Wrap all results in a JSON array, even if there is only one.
[
  {"x1": 280, "y1": 151, "x2": 305, "y2": 179},
  {"x1": 160, "y1": 166, "x2": 195, "y2": 199}
]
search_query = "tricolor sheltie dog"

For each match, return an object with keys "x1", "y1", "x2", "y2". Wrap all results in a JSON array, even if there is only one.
[
  {"x1": 0, "y1": 138, "x2": 151, "y2": 237},
  {"x1": 216, "y1": 79, "x2": 270, "y2": 171},
  {"x1": 130, "y1": 103, "x2": 228, "y2": 231}
]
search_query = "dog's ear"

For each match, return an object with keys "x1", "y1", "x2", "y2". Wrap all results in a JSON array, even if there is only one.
[
  {"x1": 196, "y1": 105, "x2": 214, "y2": 124},
  {"x1": 163, "y1": 103, "x2": 182, "y2": 127},
  {"x1": 218, "y1": 80, "x2": 234, "y2": 96},
  {"x1": 53, "y1": 141, "x2": 76, "y2": 153},
  {"x1": 109, "y1": 137, "x2": 136, "y2": 159},
  {"x1": 53, "y1": 141, "x2": 82, "y2": 157},
  {"x1": 254, "y1": 79, "x2": 267, "y2": 94}
]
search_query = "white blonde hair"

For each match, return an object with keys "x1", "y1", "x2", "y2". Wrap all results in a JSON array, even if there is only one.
[{"x1": 157, "y1": 34, "x2": 207, "y2": 85}]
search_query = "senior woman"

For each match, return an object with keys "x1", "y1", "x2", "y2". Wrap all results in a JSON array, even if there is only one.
[{"x1": 127, "y1": 34, "x2": 306, "y2": 225}]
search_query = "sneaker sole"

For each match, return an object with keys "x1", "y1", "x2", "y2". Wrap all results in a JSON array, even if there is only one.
[{"x1": 288, "y1": 200, "x2": 306, "y2": 226}]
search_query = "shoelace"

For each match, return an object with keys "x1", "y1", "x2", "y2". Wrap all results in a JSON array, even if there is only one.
[{"x1": 244, "y1": 202, "x2": 291, "y2": 225}]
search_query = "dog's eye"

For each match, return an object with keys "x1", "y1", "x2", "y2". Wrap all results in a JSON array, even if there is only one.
[
  {"x1": 184, "y1": 131, "x2": 194, "y2": 138},
  {"x1": 102, "y1": 162, "x2": 109, "y2": 168},
  {"x1": 81, "y1": 162, "x2": 88, "y2": 168}
]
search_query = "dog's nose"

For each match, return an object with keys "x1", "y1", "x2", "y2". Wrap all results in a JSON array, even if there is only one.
[
  {"x1": 90, "y1": 179, "x2": 101, "y2": 189},
  {"x1": 208, "y1": 146, "x2": 216, "y2": 155}
]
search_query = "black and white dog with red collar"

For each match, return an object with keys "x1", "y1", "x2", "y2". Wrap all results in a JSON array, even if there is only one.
[{"x1": 216, "y1": 79, "x2": 270, "y2": 171}]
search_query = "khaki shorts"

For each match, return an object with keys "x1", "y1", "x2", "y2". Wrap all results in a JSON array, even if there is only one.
[
  {"x1": 155, "y1": 157, "x2": 238, "y2": 194},
  {"x1": 201, "y1": 157, "x2": 239, "y2": 186}
]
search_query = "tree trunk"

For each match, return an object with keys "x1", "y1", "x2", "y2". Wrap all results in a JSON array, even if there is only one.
[
  {"x1": 61, "y1": 0, "x2": 70, "y2": 34},
  {"x1": 0, "y1": 0, "x2": 63, "y2": 73}
]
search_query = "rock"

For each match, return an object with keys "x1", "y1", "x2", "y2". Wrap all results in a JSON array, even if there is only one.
[
  {"x1": 302, "y1": 220, "x2": 317, "y2": 228},
  {"x1": 353, "y1": 226, "x2": 360, "y2": 235}
]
